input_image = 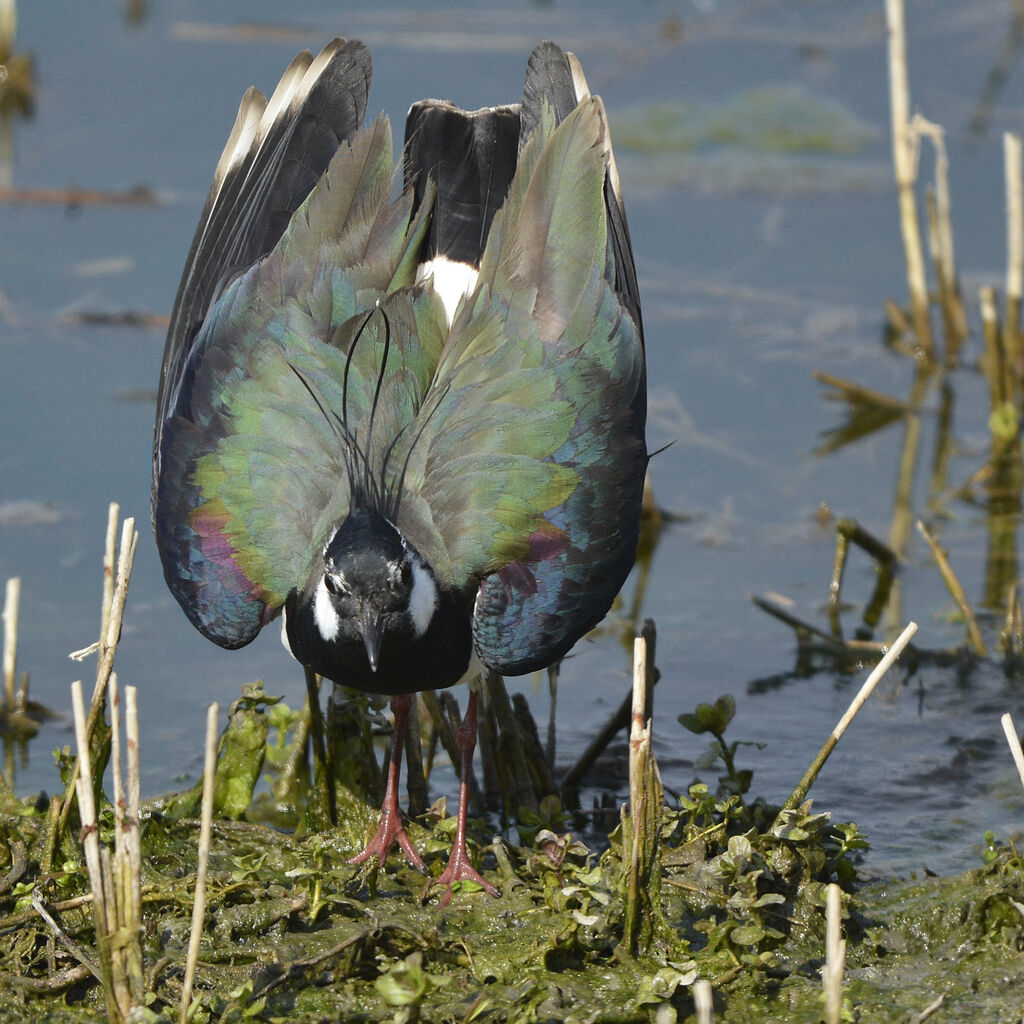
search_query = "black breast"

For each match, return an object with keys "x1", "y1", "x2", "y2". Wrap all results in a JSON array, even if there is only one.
[{"x1": 285, "y1": 585, "x2": 475, "y2": 696}]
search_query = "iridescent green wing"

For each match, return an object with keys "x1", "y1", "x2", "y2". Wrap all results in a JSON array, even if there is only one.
[
  {"x1": 154, "y1": 115, "x2": 444, "y2": 647},
  {"x1": 397, "y1": 89, "x2": 647, "y2": 673}
]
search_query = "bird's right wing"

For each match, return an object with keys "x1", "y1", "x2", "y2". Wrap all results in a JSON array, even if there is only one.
[
  {"x1": 153, "y1": 111, "x2": 443, "y2": 649},
  {"x1": 153, "y1": 38, "x2": 372, "y2": 472}
]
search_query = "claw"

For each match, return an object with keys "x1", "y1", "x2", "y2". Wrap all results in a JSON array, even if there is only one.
[{"x1": 348, "y1": 694, "x2": 426, "y2": 872}]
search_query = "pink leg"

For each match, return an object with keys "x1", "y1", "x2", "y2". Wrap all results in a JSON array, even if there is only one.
[
  {"x1": 349, "y1": 694, "x2": 427, "y2": 872},
  {"x1": 433, "y1": 690, "x2": 500, "y2": 905}
]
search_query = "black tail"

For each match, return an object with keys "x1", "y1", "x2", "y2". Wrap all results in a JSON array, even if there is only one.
[
  {"x1": 521, "y1": 40, "x2": 643, "y2": 336},
  {"x1": 403, "y1": 101, "x2": 520, "y2": 269}
]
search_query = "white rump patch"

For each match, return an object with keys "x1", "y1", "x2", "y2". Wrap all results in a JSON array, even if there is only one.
[
  {"x1": 408, "y1": 559, "x2": 438, "y2": 637},
  {"x1": 417, "y1": 256, "x2": 479, "y2": 326},
  {"x1": 313, "y1": 578, "x2": 341, "y2": 642}
]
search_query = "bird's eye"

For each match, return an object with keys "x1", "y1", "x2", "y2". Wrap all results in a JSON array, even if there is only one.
[{"x1": 324, "y1": 573, "x2": 347, "y2": 596}]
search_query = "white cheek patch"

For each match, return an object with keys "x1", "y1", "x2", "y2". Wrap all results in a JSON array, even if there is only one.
[
  {"x1": 313, "y1": 578, "x2": 341, "y2": 642},
  {"x1": 416, "y1": 255, "x2": 479, "y2": 327},
  {"x1": 408, "y1": 560, "x2": 438, "y2": 637},
  {"x1": 280, "y1": 606, "x2": 294, "y2": 657}
]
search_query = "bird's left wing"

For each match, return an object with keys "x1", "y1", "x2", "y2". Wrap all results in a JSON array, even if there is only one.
[{"x1": 396, "y1": 91, "x2": 647, "y2": 674}]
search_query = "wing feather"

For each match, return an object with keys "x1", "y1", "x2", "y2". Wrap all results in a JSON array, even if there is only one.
[
  {"x1": 397, "y1": 82, "x2": 647, "y2": 672},
  {"x1": 154, "y1": 110, "x2": 444, "y2": 647}
]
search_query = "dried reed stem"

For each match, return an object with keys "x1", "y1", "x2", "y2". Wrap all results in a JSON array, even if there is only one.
[
  {"x1": 1006, "y1": 132, "x2": 1023, "y2": 345},
  {"x1": 1000, "y1": 712, "x2": 1024, "y2": 794},
  {"x1": 693, "y1": 978, "x2": 714, "y2": 1023},
  {"x1": 125, "y1": 686, "x2": 141, "y2": 889},
  {"x1": 780, "y1": 621, "x2": 918, "y2": 813},
  {"x1": 69, "y1": 675, "x2": 145, "y2": 1021},
  {"x1": 3, "y1": 576, "x2": 19, "y2": 708},
  {"x1": 546, "y1": 661, "x2": 559, "y2": 766},
  {"x1": 560, "y1": 619, "x2": 658, "y2": 799},
  {"x1": 30, "y1": 887, "x2": 101, "y2": 982},
  {"x1": 302, "y1": 667, "x2": 334, "y2": 829},
  {"x1": 812, "y1": 371, "x2": 910, "y2": 411},
  {"x1": 627, "y1": 634, "x2": 651, "y2": 869},
  {"x1": 1003, "y1": 584, "x2": 1023, "y2": 658},
  {"x1": 101, "y1": 502, "x2": 119, "y2": 655},
  {"x1": 916, "y1": 520, "x2": 987, "y2": 656},
  {"x1": 886, "y1": 0, "x2": 933, "y2": 355},
  {"x1": 823, "y1": 883, "x2": 845, "y2": 1024},
  {"x1": 980, "y1": 285, "x2": 1006, "y2": 411},
  {"x1": 403, "y1": 693, "x2": 428, "y2": 819},
  {"x1": 915, "y1": 114, "x2": 967, "y2": 348},
  {"x1": 96, "y1": 516, "x2": 137, "y2": 699},
  {"x1": 62, "y1": 513, "x2": 139, "y2": 830},
  {"x1": 110, "y1": 675, "x2": 124, "y2": 843},
  {"x1": 912, "y1": 994, "x2": 946, "y2": 1023},
  {"x1": 180, "y1": 703, "x2": 220, "y2": 1024},
  {"x1": 486, "y1": 671, "x2": 538, "y2": 813},
  {"x1": 70, "y1": 680, "x2": 119, "y2": 1020},
  {"x1": 623, "y1": 628, "x2": 662, "y2": 955}
]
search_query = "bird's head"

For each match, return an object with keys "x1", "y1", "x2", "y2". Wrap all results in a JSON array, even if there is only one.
[{"x1": 299, "y1": 510, "x2": 439, "y2": 673}]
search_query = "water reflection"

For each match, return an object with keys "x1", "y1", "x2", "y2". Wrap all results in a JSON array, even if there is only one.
[{"x1": 0, "y1": 0, "x2": 35, "y2": 189}]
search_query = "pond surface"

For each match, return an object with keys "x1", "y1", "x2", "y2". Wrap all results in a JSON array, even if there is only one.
[{"x1": 2, "y1": 0, "x2": 1023, "y2": 879}]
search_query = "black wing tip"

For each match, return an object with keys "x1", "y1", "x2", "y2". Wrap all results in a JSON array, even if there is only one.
[{"x1": 157, "y1": 37, "x2": 376, "y2": 436}]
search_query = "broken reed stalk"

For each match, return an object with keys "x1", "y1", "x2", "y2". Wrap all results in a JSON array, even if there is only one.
[
  {"x1": 693, "y1": 978, "x2": 714, "y2": 1023},
  {"x1": 96, "y1": 516, "x2": 138, "y2": 701},
  {"x1": 1006, "y1": 132, "x2": 1023, "y2": 351},
  {"x1": 546, "y1": 661, "x2": 559, "y2": 767},
  {"x1": 1000, "y1": 712, "x2": 1024, "y2": 794},
  {"x1": 623, "y1": 627, "x2": 662, "y2": 956},
  {"x1": 100, "y1": 502, "x2": 119, "y2": 656},
  {"x1": 70, "y1": 676, "x2": 145, "y2": 1022},
  {"x1": 125, "y1": 686, "x2": 141, "y2": 935},
  {"x1": 780, "y1": 621, "x2": 918, "y2": 815},
  {"x1": 482, "y1": 670, "x2": 538, "y2": 814},
  {"x1": 3, "y1": 576, "x2": 18, "y2": 709},
  {"x1": 560, "y1": 618, "x2": 658, "y2": 801},
  {"x1": 812, "y1": 371, "x2": 910, "y2": 412},
  {"x1": 110, "y1": 676, "x2": 124, "y2": 843},
  {"x1": 1002, "y1": 584, "x2": 1023, "y2": 659},
  {"x1": 914, "y1": 114, "x2": 967, "y2": 350},
  {"x1": 915, "y1": 520, "x2": 987, "y2": 656},
  {"x1": 827, "y1": 519, "x2": 897, "y2": 635},
  {"x1": 980, "y1": 285, "x2": 1005, "y2": 414},
  {"x1": 913, "y1": 995, "x2": 946, "y2": 1023},
  {"x1": 823, "y1": 883, "x2": 845, "y2": 1024},
  {"x1": 885, "y1": 0, "x2": 933, "y2": 355},
  {"x1": 402, "y1": 694, "x2": 428, "y2": 819},
  {"x1": 302, "y1": 667, "x2": 334, "y2": 830},
  {"x1": 180, "y1": 702, "x2": 220, "y2": 1024},
  {"x1": 61, "y1": 508, "x2": 139, "y2": 832}
]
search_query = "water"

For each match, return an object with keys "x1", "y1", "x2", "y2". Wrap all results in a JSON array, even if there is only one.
[{"x1": 2, "y1": 0, "x2": 1023, "y2": 877}]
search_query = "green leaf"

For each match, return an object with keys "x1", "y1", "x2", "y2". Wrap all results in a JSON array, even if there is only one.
[
  {"x1": 731, "y1": 922, "x2": 767, "y2": 945},
  {"x1": 990, "y1": 401, "x2": 1019, "y2": 443}
]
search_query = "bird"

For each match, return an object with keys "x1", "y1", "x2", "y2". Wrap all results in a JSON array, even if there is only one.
[{"x1": 152, "y1": 37, "x2": 647, "y2": 902}]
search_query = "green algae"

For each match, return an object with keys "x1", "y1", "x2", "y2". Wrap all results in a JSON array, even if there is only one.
[
  {"x1": 609, "y1": 86, "x2": 886, "y2": 194},
  {"x1": 612, "y1": 87, "x2": 876, "y2": 159},
  {"x1": 2, "y1": 686, "x2": 1022, "y2": 1023}
]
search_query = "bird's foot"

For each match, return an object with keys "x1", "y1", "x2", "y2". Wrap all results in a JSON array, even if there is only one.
[
  {"x1": 349, "y1": 806, "x2": 427, "y2": 873},
  {"x1": 429, "y1": 843, "x2": 500, "y2": 907}
]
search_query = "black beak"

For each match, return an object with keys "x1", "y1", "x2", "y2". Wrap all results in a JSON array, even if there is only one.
[{"x1": 356, "y1": 606, "x2": 383, "y2": 671}]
